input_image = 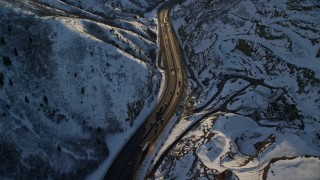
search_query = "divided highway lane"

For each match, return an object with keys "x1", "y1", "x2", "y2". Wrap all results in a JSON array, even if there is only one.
[{"x1": 104, "y1": 0, "x2": 185, "y2": 179}]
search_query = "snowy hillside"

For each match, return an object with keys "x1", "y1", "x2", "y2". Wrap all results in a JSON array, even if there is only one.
[
  {"x1": 0, "y1": 0, "x2": 162, "y2": 179},
  {"x1": 151, "y1": 0, "x2": 320, "y2": 179}
]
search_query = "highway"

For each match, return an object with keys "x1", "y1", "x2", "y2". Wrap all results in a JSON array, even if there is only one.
[{"x1": 104, "y1": 0, "x2": 185, "y2": 179}]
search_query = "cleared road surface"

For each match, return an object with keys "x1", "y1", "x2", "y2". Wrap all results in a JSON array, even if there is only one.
[{"x1": 104, "y1": 0, "x2": 185, "y2": 179}]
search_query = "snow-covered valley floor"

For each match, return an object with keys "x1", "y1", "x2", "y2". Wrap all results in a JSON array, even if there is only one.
[{"x1": 144, "y1": 0, "x2": 320, "y2": 179}]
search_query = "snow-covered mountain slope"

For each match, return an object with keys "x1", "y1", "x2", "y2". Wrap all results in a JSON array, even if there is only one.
[
  {"x1": 0, "y1": 0, "x2": 162, "y2": 179},
  {"x1": 152, "y1": 0, "x2": 320, "y2": 179}
]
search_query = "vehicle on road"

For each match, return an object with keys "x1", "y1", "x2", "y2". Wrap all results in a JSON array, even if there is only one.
[
  {"x1": 156, "y1": 107, "x2": 164, "y2": 120},
  {"x1": 141, "y1": 142, "x2": 150, "y2": 152}
]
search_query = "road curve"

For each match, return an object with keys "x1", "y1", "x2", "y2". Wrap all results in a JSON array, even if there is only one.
[{"x1": 104, "y1": 0, "x2": 185, "y2": 179}]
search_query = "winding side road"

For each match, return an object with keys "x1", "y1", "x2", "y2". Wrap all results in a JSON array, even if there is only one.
[{"x1": 104, "y1": 0, "x2": 185, "y2": 179}]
